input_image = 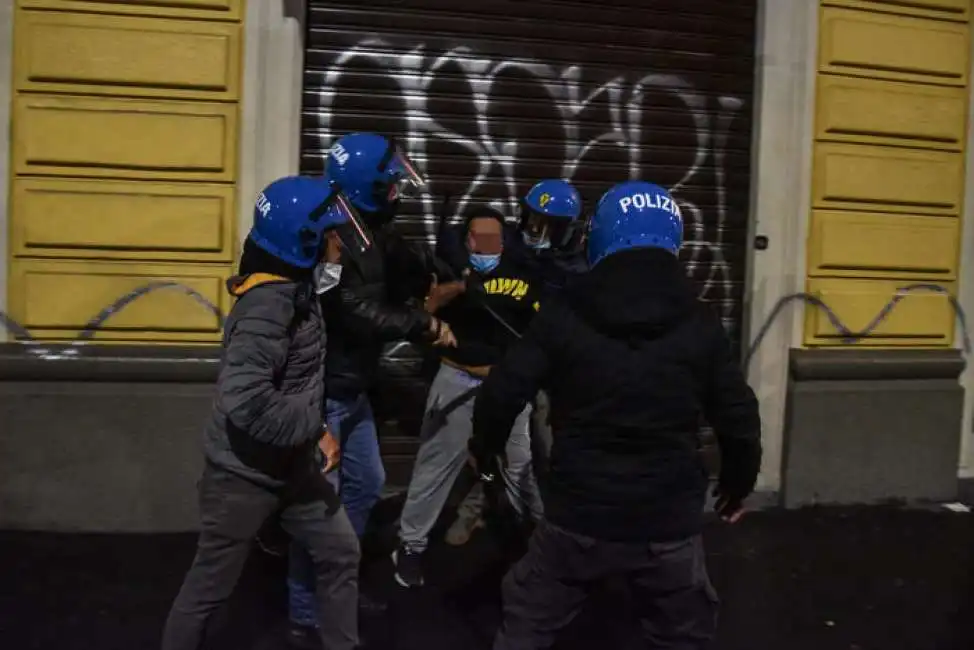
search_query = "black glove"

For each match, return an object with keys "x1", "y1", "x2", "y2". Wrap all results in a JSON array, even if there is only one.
[
  {"x1": 711, "y1": 483, "x2": 746, "y2": 522},
  {"x1": 467, "y1": 435, "x2": 500, "y2": 482}
]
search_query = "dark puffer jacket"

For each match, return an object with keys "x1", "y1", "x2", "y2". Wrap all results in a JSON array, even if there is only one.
[{"x1": 203, "y1": 273, "x2": 327, "y2": 488}]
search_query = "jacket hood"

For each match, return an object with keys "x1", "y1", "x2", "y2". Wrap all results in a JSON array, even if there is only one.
[
  {"x1": 567, "y1": 248, "x2": 699, "y2": 340},
  {"x1": 226, "y1": 272, "x2": 315, "y2": 324},
  {"x1": 226, "y1": 273, "x2": 293, "y2": 298}
]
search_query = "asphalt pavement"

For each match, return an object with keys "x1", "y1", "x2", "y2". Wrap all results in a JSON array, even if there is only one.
[{"x1": 1, "y1": 503, "x2": 971, "y2": 650}]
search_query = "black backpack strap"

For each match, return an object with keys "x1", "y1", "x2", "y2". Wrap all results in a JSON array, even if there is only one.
[
  {"x1": 423, "y1": 385, "x2": 480, "y2": 439},
  {"x1": 274, "y1": 284, "x2": 314, "y2": 386}
]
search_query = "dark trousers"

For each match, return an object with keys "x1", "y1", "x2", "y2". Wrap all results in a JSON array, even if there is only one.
[
  {"x1": 495, "y1": 520, "x2": 718, "y2": 650},
  {"x1": 289, "y1": 393, "x2": 385, "y2": 626},
  {"x1": 161, "y1": 463, "x2": 361, "y2": 650}
]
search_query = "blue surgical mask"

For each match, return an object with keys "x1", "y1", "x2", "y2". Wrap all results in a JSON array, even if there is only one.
[{"x1": 469, "y1": 253, "x2": 501, "y2": 274}]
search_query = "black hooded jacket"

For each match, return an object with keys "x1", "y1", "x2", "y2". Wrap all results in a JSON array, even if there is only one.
[
  {"x1": 505, "y1": 232, "x2": 588, "y2": 298},
  {"x1": 471, "y1": 247, "x2": 762, "y2": 542}
]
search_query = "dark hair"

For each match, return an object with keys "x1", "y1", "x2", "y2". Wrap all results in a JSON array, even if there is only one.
[{"x1": 462, "y1": 207, "x2": 506, "y2": 235}]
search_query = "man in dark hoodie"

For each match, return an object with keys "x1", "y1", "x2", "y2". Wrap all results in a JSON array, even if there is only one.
[
  {"x1": 470, "y1": 180, "x2": 762, "y2": 650},
  {"x1": 161, "y1": 176, "x2": 372, "y2": 650},
  {"x1": 393, "y1": 209, "x2": 545, "y2": 588},
  {"x1": 442, "y1": 180, "x2": 587, "y2": 546}
]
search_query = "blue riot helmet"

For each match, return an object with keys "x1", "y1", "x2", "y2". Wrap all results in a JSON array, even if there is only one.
[
  {"x1": 324, "y1": 132, "x2": 427, "y2": 221},
  {"x1": 587, "y1": 180, "x2": 683, "y2": 267},
  {"x1": 518, "y1": 179, "x2": 583, "y2": 250},
  {"x1": 249, "y1": 175, "x2": 372, "y2": 269}
]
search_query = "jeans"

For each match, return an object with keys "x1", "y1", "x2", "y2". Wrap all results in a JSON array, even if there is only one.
[
  {"x1": 288, "y1": 393, "x2": 386, "y2": 626},
  {"x1": 162, "y1": 464, "x2": 360, "y2": 650}
]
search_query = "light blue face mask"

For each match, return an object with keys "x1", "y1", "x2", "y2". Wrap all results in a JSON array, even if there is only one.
[
  {"x1": 469, "y1": 253, "x2": 501, "y2": 274},
  {"x1": 521, "y1": 230, "x2": 551, "y2": 250}
]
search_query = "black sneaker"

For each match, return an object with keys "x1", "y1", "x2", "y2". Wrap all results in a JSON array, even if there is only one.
[
  {"x1": 255, "y1": 518, "x2": 289, "y2": 557},
  {"x1": 392, "y1": 544, "x2": 425, "y2": 588},
  {"x1": 286, "y1": 621, "x2": 321, "y2": 649}
]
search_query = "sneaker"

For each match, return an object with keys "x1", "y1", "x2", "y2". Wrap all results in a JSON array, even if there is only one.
[
  {"x1": 392, "y1": 544, "x2": 425, "y2": 588},
  {"x1": 255, "y1": 518, "x2": 289, "y2": 557},
  {"x1": 286, "y1": 621, "x2": 321, "y2": 649},
  {"x1": 446, "y1": 488, "x2": 487, "y2": 546},
  {"x1": 255, "y1": 532, "x2": 288, "y2": 557},
  {"x1": 445, "y1": 514, "x2": 486, "y2": 546}
]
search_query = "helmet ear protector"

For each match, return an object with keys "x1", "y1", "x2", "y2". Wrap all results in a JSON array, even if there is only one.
[
  {"x1": 298, "y1": 182, "x2": 373, "y2": 266},
  {"x1": 371, "y1": 136, "x2": 427, "y2": 207}
]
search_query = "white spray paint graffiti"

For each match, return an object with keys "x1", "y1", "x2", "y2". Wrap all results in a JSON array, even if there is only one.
[{"x1": 307, "y1": 38, "x2": 746, "y2": 326}]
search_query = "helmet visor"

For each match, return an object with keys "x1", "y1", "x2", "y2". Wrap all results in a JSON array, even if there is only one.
[
  {"x1": 547, "y1": 218, "x2": 577, "y2": 250},
  {"x1": 307, "y1": 189, "x2": 373, "y2": 265},
  {"x1": 330, "y1": 192, "x2": 373, "y2": 260},
  {"x1": 379, "y1": 141, "x2": 427, "y2": 201},
  {"x1": 521, "y1": 204, "x2": 581, "y2": 251},
  {"x1": 521, "y1": 210, "x2": 550, "y2": 248}
]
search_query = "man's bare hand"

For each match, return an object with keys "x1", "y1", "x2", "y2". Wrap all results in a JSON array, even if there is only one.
[
  {"x1": 424, "y1": 274, "x2": 466, "y2": 313},
  {"x1": 430, "y1": 318, "x2": 458, "y2": 347},
  {"x1": 319, "y1": 430, "x2": 340, "y2": 474}
]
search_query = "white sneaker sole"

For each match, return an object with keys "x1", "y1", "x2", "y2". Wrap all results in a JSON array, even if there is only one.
[{"x1": 255, "y1": 536, "x2": 286, "y2": 557}]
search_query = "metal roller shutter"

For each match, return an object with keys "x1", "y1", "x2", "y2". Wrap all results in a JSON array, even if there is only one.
[{"x1": 301, "y1": 0, "x2": 757, "y2": 444}]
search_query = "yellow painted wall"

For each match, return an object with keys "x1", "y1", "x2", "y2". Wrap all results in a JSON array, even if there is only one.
[
  {"x1": 6, "y1": 0, "x2": 243, "y2": 343},
  {"x1": 805, "y1": 0, "x2": 971, "y2": 346}
]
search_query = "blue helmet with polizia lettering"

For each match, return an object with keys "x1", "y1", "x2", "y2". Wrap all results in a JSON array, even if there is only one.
[
  {"x1": 587, "y1": 180, "x2": 683, "y2": 267},
  {"x1": 249, "y1": 175, "x2": 372, "y2": 269},
  {"x1": 519, "y1": 179, "x2": 583, "y2": 250},
  {"x1": 324, "y1": 132, "x2": 427, "y2": 217}
]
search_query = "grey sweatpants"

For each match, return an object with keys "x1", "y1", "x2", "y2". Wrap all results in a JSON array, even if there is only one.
[{"x1": 399, "y1": 363, "x2": 544, "y2": 553}]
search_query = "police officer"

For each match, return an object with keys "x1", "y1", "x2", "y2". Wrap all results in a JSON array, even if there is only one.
[
  {"x1": 470, "y1": 180, "x2": 762, "y2": 650},
  {"x1": 286, "y1": 132, "x2": 461, "y2": 647},
  {"x1": 511, "y1": 179, "x2": 587, "y2": 498},
  {"x1": 161, "y1": 177, "x2": 369, "y2": 650},
  {"x1": 510, "y1": 179, "x2": 587, "y2": 295}
]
